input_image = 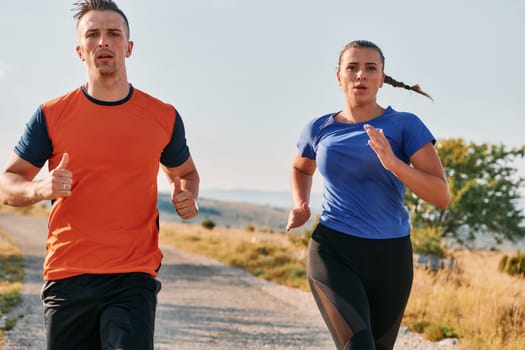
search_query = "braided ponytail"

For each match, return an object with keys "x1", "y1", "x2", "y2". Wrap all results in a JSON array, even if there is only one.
[{"x1": 384, "y1": 75, "x2": 433, "y2": 101}]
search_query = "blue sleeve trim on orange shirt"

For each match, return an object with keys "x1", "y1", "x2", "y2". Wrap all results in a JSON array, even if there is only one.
[
  {"x1": 14, "y1": 106, "x2": 52, "y2": 168},
  {"x1": 160, "y1": 110, "x2": 190, "y2": 167}
]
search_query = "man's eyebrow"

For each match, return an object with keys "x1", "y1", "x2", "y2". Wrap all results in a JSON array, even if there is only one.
[
  {"x1": 347, "y1": 62, "x2": 378, "y2": 65},
  {"x1": 85, "y1": 28, "x2": 123, "y2": 33}
]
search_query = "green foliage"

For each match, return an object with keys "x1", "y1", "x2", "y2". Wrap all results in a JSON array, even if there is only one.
[
  {"x1": 0, "y1": 289, "x2": 21, "y2": 314},
  {"x1": 200, "y1": 218, "x2": 216, "y2": 230},
  {"x1": 406, "y1": 139, "x2": 525, "y2": 243},
  {"x1": 287, "y1": 230, "x2": 311, "y2": 248},
  {"x1": 408, "y1": 320, "x2": 459, "y2": 341},
  {"x1": 1, "y1": 317, "x2": 17, "y2": 331},
  {"x1": 408, "y1": 320, "x2": 431, "y2": 333},
  {"x1": 226, "y1": 240, "x2": 307, "y2": 289},
  {"x1": 0, "y1": 232, "x2": 24, "y2": 333},
  {"x1": 0, "y1": 254, "x2": 24, "y2": 283},
  {"x1": 498, "y1": 252, "x2": 525, "y2": 277},
  {"x1": 424, "y1": 324, "x2": 459, "y2": 342},
  {"x1": 411, "y1": 227, "x2": 447, "y2": 258}
]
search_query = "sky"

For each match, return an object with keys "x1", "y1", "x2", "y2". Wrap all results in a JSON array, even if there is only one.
[{"x1": 1, "y1": 0, "x2": 524, "y2": 196}]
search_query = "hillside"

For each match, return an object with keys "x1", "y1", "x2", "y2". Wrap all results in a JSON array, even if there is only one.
[
  {"x1": 157, "y1": 193, "x2": 319, "y2": 232},
  {"x1": 158, "y1": 192, "x2": 525, "y2": 250}
]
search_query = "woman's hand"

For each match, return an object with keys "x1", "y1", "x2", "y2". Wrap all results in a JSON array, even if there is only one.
[
  {"x1": 364, "y1": 124, "x2": 399, "y2": 171},
  {"x1": 286, "y1": 202, "x2": 311, "y2": 231}
]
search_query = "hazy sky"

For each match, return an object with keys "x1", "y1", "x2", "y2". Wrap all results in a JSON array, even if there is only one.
[{"x1": 1, "y1": 0, "x2": 523, "y2": 194}]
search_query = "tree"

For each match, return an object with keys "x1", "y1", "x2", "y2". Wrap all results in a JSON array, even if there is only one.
[{"x1": 406, "y1": 138, "x2": 525, "y2": 243}]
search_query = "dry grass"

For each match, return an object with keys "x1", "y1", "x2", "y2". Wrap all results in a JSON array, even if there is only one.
[
  {"x1": 160, "y1": 222, "x2": 525, "y2": 349},
  {"x1": 0, "y1": 204, "x2": 49, "y2": 218},
  {"x1": 0, "y1": 230, "x2": 24, "y2": 347},
  {"x1": 405, "y1": 250, "x2": 525, "y2": 349},
  {"x1": 159, "y1": 221, "x2": 310, "y2": 290}
]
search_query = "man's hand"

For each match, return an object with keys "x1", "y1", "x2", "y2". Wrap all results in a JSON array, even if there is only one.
[
  {"x1": 171, "y1": 176, "x2": 198, "y2": 220},
  {"x1": 38, "y1": 153, "x2": 73, "y2": 200}
]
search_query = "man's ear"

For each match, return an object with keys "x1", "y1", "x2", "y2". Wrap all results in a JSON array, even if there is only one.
[
  {"x1": 76, "y1": 46, "x2": 85, "y2": 61},
  {"x1": 126, "y1": 41, "x2": 134, "y2": 58}
]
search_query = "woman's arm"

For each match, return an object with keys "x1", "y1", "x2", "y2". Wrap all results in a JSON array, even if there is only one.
[
  {"x1": 399, "y1": 142, "x2": 450, "y2": 209},
  {"x1": 365, "y1": 125, "x2": 450, "y2": 209},
  {"x1": 287, "y1": 153, "x2": 317, "y2": 230}
]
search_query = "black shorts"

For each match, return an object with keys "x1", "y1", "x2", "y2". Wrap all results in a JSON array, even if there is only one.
[{"x1": 41, "y1": 272, "x2": 161, "y2": 350}]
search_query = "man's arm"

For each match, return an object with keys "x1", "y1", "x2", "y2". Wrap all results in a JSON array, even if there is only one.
[
  {"x1": 160, "y1": 155, "x2": 200, "y2": 220},
  {"x1": 0, "y1": 152, "x2": 72, "y2": 207}
]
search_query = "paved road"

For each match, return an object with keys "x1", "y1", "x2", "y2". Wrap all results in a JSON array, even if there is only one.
[
  {"x1": 0, "y1": 213, "x2": 332, "y2": 349},
  {"x1": 0, "y1": 213, "x2": 454, "y2": 350}
]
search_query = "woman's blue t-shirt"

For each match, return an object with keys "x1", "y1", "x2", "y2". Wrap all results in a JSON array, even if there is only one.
[{"x1": 297, "y1": 106, "x2": 435, "y2": 239}]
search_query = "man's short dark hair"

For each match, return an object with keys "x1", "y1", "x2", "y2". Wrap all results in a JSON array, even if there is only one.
[{"x1": 72, "y1": 0, "x2": 130, "y2": 39}]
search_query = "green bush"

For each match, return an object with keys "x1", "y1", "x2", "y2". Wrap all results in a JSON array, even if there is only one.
[
  {"x1": 498, "y1": 252, "x2": 525, "y2": 277},
  {"x1": 201, "y1": 218, "x2": 216, "y2": 230},
  {"x1": 408, "y1": 320, "x2": 459, "y2": 341},
  {"x1": 0, "y1": 289, "x2": 21, "y2": 314},
  {"x1": 411, "y1": 227, "x2": 446, "y2": 258}
]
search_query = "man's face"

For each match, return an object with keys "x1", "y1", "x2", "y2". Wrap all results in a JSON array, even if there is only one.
[{"x1": 76, "y1": 10, "x2": 133, "y2": 77}]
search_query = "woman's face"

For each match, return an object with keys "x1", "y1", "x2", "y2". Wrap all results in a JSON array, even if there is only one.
[{"x1": 337, "y1": 46, "x2": 385, "y2": 105}]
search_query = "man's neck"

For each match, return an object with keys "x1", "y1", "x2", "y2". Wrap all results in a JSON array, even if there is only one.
[{"x1": 84, "y1": 75, "x2": 130, "y2": 102}]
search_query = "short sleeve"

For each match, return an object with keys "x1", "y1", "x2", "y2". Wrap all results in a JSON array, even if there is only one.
[
  {"x1": 402, "y1": 114, "x2": 436, "y2": 158},
  {"x1": 160, "y1": 110, "x2": 190, "y2": 167},
  {"x1": 297, "y1": 119, "x2": 318, "y2": 160},
  {"x1": 13, "y1": 106, "x2": 53, "y2": 168}
]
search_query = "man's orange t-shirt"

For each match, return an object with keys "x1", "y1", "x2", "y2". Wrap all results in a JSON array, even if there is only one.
[{"x1": 15, "y1": 86, "x2": 190, "y2": 280}]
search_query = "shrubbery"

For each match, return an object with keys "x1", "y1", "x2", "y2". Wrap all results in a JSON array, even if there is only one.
[
  {"x1": 201, "y1": 218, "x2": 216, "y2": 230},
  {"x1": 411, "y1": 227, "x2": 447, "y2": 258},
  {"x1": 498, "y1": 251, "x2": 525, "y2": 277}
]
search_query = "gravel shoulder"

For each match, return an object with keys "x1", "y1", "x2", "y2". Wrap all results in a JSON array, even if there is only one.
[{"x1": 0, "y1": 213, "x2": 456, "y2": 349}]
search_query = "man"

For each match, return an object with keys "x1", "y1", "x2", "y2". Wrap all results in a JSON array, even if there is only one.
[{"x1": 0, "y1": 1, "x2": 199, "y2": 349}]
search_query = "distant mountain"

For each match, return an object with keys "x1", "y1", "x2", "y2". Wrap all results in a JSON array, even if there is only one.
[
  {"x1": 197, "y1": 188, "x2": 323, "y2": 211},
  {"x1": 157, "y1": 188, "x2": 323, "y2": 231},
  {"x1": 157, "y1": 193, "x2": 319, "y2": 231},
  {"x1": 157, "y1": 190, "x2": 525, "y2": 249}
]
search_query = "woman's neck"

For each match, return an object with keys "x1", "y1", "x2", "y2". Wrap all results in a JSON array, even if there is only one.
[{"x1": 336, "y1": 102, "x2": 385, "y2": 124}]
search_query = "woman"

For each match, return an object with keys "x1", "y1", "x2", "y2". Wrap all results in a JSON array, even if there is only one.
[{"x1": 286, "y1": 40, "x2": 450, "y2": 350}]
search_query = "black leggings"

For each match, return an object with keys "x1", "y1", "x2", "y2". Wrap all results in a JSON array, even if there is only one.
[{"x1": 308, "y1": 224, "x2": 413, "y2": 350}]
